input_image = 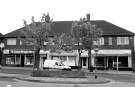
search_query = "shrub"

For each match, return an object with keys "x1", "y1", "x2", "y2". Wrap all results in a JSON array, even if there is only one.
[{"x1": 31, "y1": 70, "x2": 86, "y2": 78}]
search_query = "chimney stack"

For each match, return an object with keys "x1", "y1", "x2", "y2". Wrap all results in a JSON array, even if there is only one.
[{"x1": 86, "y1": 14, "x2": 90, "y2": 21}]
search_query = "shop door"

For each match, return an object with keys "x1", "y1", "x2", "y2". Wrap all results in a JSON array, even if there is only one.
[
  {"x1": 21, "y1": 55, "x2": 25, "y2": 67},
  {"x1": 82, "y1": 57, "x2": 87, "y2": 68},
  {"x1": 108, "y1": 57, "x2": 113, "y2": 70}
]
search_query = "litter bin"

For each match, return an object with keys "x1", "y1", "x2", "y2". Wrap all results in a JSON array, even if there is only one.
[
  {"x1": 89, "y1": 65, "x2": 93, "y2": 72},
  {"x1": 132, "y1": 68, "x2": 135, "y2": 73}
]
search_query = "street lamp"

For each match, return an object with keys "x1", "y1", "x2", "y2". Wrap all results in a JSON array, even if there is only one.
[
  {"x1": 0, "y1": 43, "x2": 5, "y2": 66},
  {"x1": 94, "y1": 48, "x2": 99, "y2": 79}
]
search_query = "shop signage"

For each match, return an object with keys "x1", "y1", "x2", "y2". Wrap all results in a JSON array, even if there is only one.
[
  {"x1": 3, "y1": 49, "x2": 9, "y2": 54},
  {"x1": 10, "y1": 50, "x2": 34, "y2": 54},
  {"x1": 81, "y1": 49, "x2": 131, "y2": 57}
]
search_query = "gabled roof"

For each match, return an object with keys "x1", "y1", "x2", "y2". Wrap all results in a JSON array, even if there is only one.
[
  {"x1": 4, "y1": 20, "x2": 134, "y2": 37},
  {"x1": 0, "y1": 33, "x2": 2, "y2": 36},
  {"x1": 0, "y1": 33, "x2": 3, "y2": 38}
]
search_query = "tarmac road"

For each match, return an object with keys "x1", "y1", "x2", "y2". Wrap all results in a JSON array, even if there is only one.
[
  {"x1": 1, "y1": 67, "x2": 135, "y2": 83},
  {"x1": 87, "y1": 73, "x2": 135, "y2": 83},
  {"x1": 0, "y1": 79, "x2": 135, "y2": 87}
]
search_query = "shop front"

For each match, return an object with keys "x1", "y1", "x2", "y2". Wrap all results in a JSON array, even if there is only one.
[
  {"x1": 81, "y1": 49, "x2": 132, "y2": 70},
  {"x1": 3, "y1": 49, "x2": 34, "y2": 67},
  {"x1": 95, "y1": 56, "x2": 130, "y2": 70},
  {"x1": 39, "y1": 50, "x2": 79, "y2": 69}
]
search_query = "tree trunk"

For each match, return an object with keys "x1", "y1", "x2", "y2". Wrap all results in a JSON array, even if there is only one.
[
  {"x1": 78, "y1": 49, "x2": 82, "y2": 70},
  {"x1": 77, "y1": 41, "x2": 82, "y2": 71},
  {"x1": 34, "y1": 48, "x2": 40, "y2": 71},
  {"x1": 88, "y1": 48, "x2": 93, "y2": 72}
]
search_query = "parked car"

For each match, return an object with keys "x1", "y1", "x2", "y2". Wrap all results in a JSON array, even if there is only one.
[{"x1": 43, "y1": 60, "x2": 71, "y2": 71}]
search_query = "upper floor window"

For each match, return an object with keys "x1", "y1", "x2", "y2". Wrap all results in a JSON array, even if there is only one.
[
  {"x1": 44, "y1": 42, "x2": 49, "y2": 45},
  {"x1": 108, "y1": 37, "x2": 112, "y2": 45},
  {"x1": 93, "y1": 37, "x2": 104, "y2": 45},
  {"x1": 117, "y1": 37, "x2": 129, "y2": 45},
  {"x1": 99, "y1": 37, "x2": 104, "y2": 45},
  {"x1": 7, "y1": 38, "x2": 16, "y2": 45}
]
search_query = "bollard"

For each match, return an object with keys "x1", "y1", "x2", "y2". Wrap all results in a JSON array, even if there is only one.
[{"x1": 94, "y1": 75, "x2": 98, "y2": 79}]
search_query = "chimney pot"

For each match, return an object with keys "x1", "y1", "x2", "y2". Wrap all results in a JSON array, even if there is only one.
[{"x1": 86, "y1": 14, "x2": 90, "y2": 21}]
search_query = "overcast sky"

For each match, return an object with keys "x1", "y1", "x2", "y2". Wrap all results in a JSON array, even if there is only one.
[{"x1": 0, "y1": 0, "x2": 135, "y2": 34}]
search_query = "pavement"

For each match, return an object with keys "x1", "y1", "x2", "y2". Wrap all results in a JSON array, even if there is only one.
[{"x1": 0, "y1": 66, "x2": 135, "y2": 84}]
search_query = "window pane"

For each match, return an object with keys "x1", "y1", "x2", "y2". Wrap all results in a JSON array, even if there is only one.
[
  {"x1": 99, "y1": 37, "x2": 104, "y2": 45},
  {"x1": 60, "y1": 56, "x2": 67, "y2": 61},
  {"x1": 96, "y1": 57, "x2": 104, "y2": 67},
  {"x1": 6, "y1": 58, "x2": 11, "y2": 64},
  {"x1": 118, "y1": 56, "x2": 128, "y2": 67},
  {"x1": 15, "y1": 55, "x2": 21, "y2": 64},
  {"x1": 52, "y1": 56, "x2": 59, "y2": 60},
  {"x1": 108, "y1": 37, "x2": 112, "y2": 45},
  {"x1": 6, "y1": 55, "x2": 15, "y2": 64},
  {"x1": 7, "y1": 38, "x2": 16, "y2": 45},
  {"x1": 11, "y1": 57, "x2": 15, "y2": 64},
  {"x1": 117, "y1": 37, "x2": 129, "y2": 45},
  {"x1": 68, "y1": 56, "x2": 76, "y2": 66},
  {"x1": 26, "y1": 55, "x2": 34, "y2": 65}
]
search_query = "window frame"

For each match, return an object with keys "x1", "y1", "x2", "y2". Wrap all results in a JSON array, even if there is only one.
[{"x1": 117, "y1": 37, "x2": 129, "y2": 45}]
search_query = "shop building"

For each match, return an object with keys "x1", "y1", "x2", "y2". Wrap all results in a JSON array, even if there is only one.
[{"x1": 1, "y1": 17, "x2": 135, "y2": 70}]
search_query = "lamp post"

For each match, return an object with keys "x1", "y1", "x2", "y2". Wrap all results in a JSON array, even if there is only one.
[
  {"x1": 94, "y1": 48, "x2": 99, "y2": 79},
  {"x1": 0, "y1": 43, "x2": 5, "y2": 66}
]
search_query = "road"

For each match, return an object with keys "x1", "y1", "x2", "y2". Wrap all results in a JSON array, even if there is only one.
[
  {"x1": 1, "y1": 68, "x2": 135, "y2": 87},
  {"x1": 91, "y1": 73, "x2": 135, "y2": 83},
  {"x1": 0, "y1": 74, "x2": 135, "y2": 87},
  {"x1": 0, "y1": 79, "x2": 135, "y2": 87}
]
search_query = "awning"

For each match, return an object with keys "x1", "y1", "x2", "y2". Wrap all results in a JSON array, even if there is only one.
[{"x1": 81, "y1": 49, "x2": 131, "y2": 57}]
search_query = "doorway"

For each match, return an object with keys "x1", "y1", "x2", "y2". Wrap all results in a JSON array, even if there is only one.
[
  {"x1": 82, "y1": 57, "x2": 88, "y2": 68},
  {"x1": 108, "y1": 57, "x2": 113, "y2": 70},
  {"x1": 21, "y1": 55, "x2": 25, "y2": 67},
  {"x1": 107, "y1": 56, "x2": 117, "y2": 70}
]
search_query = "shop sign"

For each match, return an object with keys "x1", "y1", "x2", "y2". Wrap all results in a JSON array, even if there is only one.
[
  {"x1": 3, "y1": 49, "x2": 9, "y2": 54},
  {"x1": 11, "y1": 50, "x2": 34, "y2": 54}
]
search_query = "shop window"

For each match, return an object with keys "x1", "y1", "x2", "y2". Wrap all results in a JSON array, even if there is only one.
[
  {"x1": 96, "y1": 57, "x2": 105, "y2": 67},
  {"x1": 6, "y1": 55, "x2": 15, "y2": 64},
  {"x1": 51, "y1": 56, "x2": 59, "y2": 60},
  {"x1": 60, "y1": 56, "x2": 67, "y2": 61},
  {"x1": 26, "y1": 55, "x2": 34, "y2": 65},
  {"x1": 6, "y1": 58, "x2": 12, "y2": 64},
  {"x1": 15, "y1": 55, "x2": 21, "y2": 64},
  {"x1": 68, "y1": 56, "x2": 76, "y2": 66},
  {"x1": 118, "y1": 56, "x2": 128, "y2": 67}
]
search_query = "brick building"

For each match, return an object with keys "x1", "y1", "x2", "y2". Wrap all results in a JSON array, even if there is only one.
[{"x1": 1, "y1": 16, "x2": 135, "y2": 70}]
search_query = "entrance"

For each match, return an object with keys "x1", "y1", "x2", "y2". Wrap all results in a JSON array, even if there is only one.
[
  {"x1": 21, "y1": 55, "x2": 25, "y2": 67},
  {"x1": 108, "y1": 57, "x2": 114, "y2": 70},
  {"x1": 82, "y1": 57, "x2": 88, "y2": 68}
]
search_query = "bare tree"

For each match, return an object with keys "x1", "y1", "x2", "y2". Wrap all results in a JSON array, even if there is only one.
[
  {"x1": 21, "y1": 13, "x2": 53, "y2": 70},
  {"x1": 48, "y1": 33, "x2": 75, "y2": 53},
  {"x1": 71, "y1": 17, "x2": 102, "y2": 71}
]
